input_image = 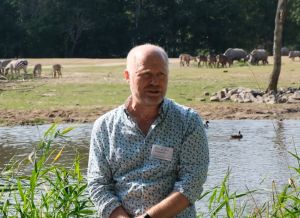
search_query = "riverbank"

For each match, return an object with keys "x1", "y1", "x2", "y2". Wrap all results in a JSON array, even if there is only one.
[{"x1": 1, "y1": 102, "x2": 300, "y2": 126}]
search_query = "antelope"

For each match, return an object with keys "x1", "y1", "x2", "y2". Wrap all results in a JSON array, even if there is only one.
[
  {"x1": 207, "y1": 54, "x2": 217, "y2": 68},
  {"x1": 52, "y1": 64, "x2": 62, "y2": 78},
  {"x1": 179, "y1": 54, "x2": 197, "y2": 67},
  {"x1": 197, "y1": 55, "x2": 208, "y2": 67},
  {"x1": 33, "y1": 64, "x2": 42, "y2": 78}
]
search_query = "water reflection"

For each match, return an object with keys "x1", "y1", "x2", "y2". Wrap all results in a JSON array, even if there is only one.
[
  {"x1": 273, "y1": 120, "x2": 286, "y2": 148},
  {"x1": 0, "y1": 124, "x2": 90, "y2": 173}
]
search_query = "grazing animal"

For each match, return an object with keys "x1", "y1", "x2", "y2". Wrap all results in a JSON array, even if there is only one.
[
  {"x1": 207, "y1": 54, "x2": 217, "y2": 68},
  {"x1": 216, "y1": 54, "x2": 232, "y2": 68},
  {"x1": 245, "y1": 54, "x2": 250, "y2": 62},
  {"x1": 203, "y1": 121, "x2": 209, "y2": 129},
  {"x1": 197, "y1": 55, "x2": 208, "y2": 67},
  {"x1": 288, "y1": 51, "x2": 300, "y2": 61},
  {"x1": 231, "y1": 131, "x2": 243, "y2": 139},
  {"x1": 179, "y1": 54, "x2": 196, "y2": 67},
  {"x1": 248, "y1": 49, "x2": 268, "y2": 65},
  {"x1": 4, "y1": 59, "x2": 28, "y2": 77},
  {"x1": 0, "y1": 61, "x2": 3, "y2": 75},
  {"x1": 224, "y1": 48, "x2": 248, "y2": 62},
  {"x1": 33, "y1": 64, "x2": 42, "y2": 78},
  {"x1": 0, "y1": 59, "x2": 12, "y2": 75},
  {"x1": 52, "y1": 64, "x2": 62, "y2": 78},
  {"x1": 281, "y1": 47, "x2": 290, "y2": 56},
  {"x1": 4, "y1": 64, "x2": 13, "y2": 76}
]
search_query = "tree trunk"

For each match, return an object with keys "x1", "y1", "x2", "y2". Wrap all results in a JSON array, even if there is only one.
[
  {"x1": 133, "y1": 0, "x2": 142, "y2": 45},
  {"x1": 266, "y1": 0, "x2": 287, "y2": 93}
]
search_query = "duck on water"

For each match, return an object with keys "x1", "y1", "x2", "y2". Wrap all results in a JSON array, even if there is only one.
[
  {"x1": 231, "y1": 131, "x2": 243, "y2": 139},
  {"x1": 203, "y1": 121, "x2": 209, "y2": 129}
]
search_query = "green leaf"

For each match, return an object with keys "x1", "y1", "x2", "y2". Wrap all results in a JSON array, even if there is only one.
[
  {"x1": 61, "y1": 127, "x2": 74, "y2": 135},
  {"x1": 17, "y1": 180, "x2": 25, "y2": 202},
  {"x1": 44, "y1": 123, "x2": 58, "y2": 138}
]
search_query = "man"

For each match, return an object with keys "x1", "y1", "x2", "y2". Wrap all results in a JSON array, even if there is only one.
[{"x1": 87, "y1": 44, "x2": 209, "y2": 218}]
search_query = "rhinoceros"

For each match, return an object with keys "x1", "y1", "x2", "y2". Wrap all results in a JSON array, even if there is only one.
[
  {"x1": 248, "y1": 49, "x2": 268, "y2": 65},
  {"x1": 288, "y1": 50, "x2": 300, "y2": 61},
  {"x1": 281, "y1": 47, "x2": 290, "y2": 56},
  {"x1": 223, "y1": 48, "x2": 248, "y2": 62}
]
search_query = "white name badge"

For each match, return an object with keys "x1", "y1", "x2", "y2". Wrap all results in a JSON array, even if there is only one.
[{"x1": 151, "y1": 145, "x2": 173, "y2": 161}]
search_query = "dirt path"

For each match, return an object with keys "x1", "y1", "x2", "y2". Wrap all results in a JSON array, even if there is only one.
[
  {"x1": 1, "y1": 102, "x2": 299, "y2": 126},
  {"x1": 194, "y1": 103, "x2": 300, "y2": 120}
]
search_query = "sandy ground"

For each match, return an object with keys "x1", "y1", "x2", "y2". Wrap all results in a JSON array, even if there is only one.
[{"x1": 1, "y1": 102, "x2": 299, "y2": 126}]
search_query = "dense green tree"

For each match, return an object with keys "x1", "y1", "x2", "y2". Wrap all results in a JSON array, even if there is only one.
[
  {"x1": 285, "y1": 0, "x2": 300, "y2": 50},
  {"x1": 79, "y1": 0, "x2": 131, "y2": 57},
  {"x1": 0, "y1": 0, "x2": 23, "y2": 58},
  {"x1": 0, "y1": 0, "x2": 299, "y2": 58}
]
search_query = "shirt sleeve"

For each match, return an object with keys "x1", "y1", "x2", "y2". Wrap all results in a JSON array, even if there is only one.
[
  {"x1": 87, "y1": 119, "x2": 121, "y2": 218},
  {"x1": 173, "y1": 110, "x2": 209, "y2": 203}
]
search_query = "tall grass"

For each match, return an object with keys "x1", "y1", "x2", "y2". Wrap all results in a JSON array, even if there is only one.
[
  {"x1": 196, "y1": 168, "x2": 255, "y2": 218},
  {"x1": 0, "y1": 124, "x2": 95, "y2": 217},
  {"x1": 197, "y1": 152, "x2": 300, "y2": 218},
  {"x1": 0, "y1": 125, "x2": 299, "y2": 217}
]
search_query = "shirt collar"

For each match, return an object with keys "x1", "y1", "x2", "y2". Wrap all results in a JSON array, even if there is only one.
[{"x1": 122, "y1": 96, "x2": 169, "y2": 118}]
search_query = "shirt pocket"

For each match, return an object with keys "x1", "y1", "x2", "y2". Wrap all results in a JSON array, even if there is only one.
[
  {"x1": 109, "y1": 144, "x2": 143, "y2": 175},
  {"x1": 148, "y1": 155, "x2": 178, "y2": 179}
]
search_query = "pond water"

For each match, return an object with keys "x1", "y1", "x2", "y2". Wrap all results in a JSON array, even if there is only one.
[{"x1": 0, "y1": 120, "x2": 299, "y2": 214}]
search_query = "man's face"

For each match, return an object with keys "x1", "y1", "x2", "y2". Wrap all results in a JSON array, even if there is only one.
[{"x1": 125, "y1": 52, "x2": 168, "y2": 107}]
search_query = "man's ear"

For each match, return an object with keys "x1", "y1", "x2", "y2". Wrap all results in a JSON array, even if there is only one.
[{"x1": 124, "y1": 70, "x2": 130, "y2": 81}]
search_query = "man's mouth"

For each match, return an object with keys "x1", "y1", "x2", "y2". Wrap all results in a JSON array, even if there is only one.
[{"x1": 147, "y1": 90, "x2": 161, "y2": 95}]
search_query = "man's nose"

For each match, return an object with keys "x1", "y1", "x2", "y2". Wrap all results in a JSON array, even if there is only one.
[{"x1": 150, "y1": 74, "x2": 160, "y2": 85}]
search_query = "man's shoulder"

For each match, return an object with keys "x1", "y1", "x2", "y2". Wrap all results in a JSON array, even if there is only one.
[
  {"x1": 166, "y1": 98, "x2": 198, "y2": 117},
  {"x1": 165, "y1": 99, "x2": 204, "y2": 127},
  {"x1": 93, "y1": 105, "x2": 124, "y2": 126}
]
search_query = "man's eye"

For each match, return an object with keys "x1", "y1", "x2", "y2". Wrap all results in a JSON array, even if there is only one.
[
  {"x1": 139, "y1": 72, "x2": 166, "y2": 79},
  {"x1": 141, "y1": 73, "x2": 151, "y2": 78}
]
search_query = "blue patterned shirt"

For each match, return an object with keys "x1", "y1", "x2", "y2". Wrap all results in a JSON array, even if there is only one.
[{"x1": 87, "y1": 98, "x2": 209, "y2": 218}]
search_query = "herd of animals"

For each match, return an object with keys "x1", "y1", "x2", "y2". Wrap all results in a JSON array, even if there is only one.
[
  {"x1": 1, "y1": 47, "x2": 300, "y2": 80},
  {"x1": 0, "y1": 59, "x2": 63, "y2": 79},
  {"x1": 179, "y1": 47, "x2": 300, "y2": 67}
]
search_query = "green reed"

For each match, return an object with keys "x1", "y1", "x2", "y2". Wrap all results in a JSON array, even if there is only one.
[
  {"x1": 196, "y1": 168, "x2": 255, "y2": 218},
  {"x1": 265, "y1": 149, "x2": 300, "y2": 218},
  {"x1": 0, "y1": 124, "x2": 94, "y2": 217},
  {"x1": 197, "y1": 152, "x2": 300, "y2": 217}
]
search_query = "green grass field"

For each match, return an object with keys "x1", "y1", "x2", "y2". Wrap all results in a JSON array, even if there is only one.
[{"x1": 0, "y1": 57, "x2": 299, "y2": 110}]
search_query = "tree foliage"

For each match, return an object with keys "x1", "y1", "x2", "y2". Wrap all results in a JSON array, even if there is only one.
[{"x1": 0, "y1": 0, "x2": 299, "y2": 58}]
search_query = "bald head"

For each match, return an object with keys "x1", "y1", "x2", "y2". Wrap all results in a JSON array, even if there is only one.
[
  {"x1": 124, "y1": 44, "x2": 169, "y2": 108},
  {"x1": 126, "y1": 44, "x2": 169, "y2": 74}
]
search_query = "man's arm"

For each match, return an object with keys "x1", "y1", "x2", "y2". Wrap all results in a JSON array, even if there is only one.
[
  {"x1": 88, "y1": 120, "x2": 123, "y2": 217},
  {"x1": 137, "y1": 111, "x2": 208, "y2": 218},
  {"x1": 136, "y1": 192, "x2": 190, "y2": 218},
  {"x1": 110, "y1": 206, "x2": 131, "y2": 218}
]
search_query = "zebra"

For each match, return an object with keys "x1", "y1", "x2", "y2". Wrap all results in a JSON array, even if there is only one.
[
  {"x1": 52, "y1": 64, "x2": 62, "y2": 78},
  {"x1": 4, "y1": 59, "x2": 28, "y2": 78},
  {"x1": 0, "y1": 59, "x2": 12, "y2": 75},
  {"x1": 33, "y1": 64, "x2": 42, "y2": 78}
]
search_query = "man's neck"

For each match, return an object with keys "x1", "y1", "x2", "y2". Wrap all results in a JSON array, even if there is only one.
[
  {"x1": 128, "y1": 102, "x2": 159, "y2": 121},
  {"x1": 126, "y1": 98, "x2": 162, "y2": 134}
]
